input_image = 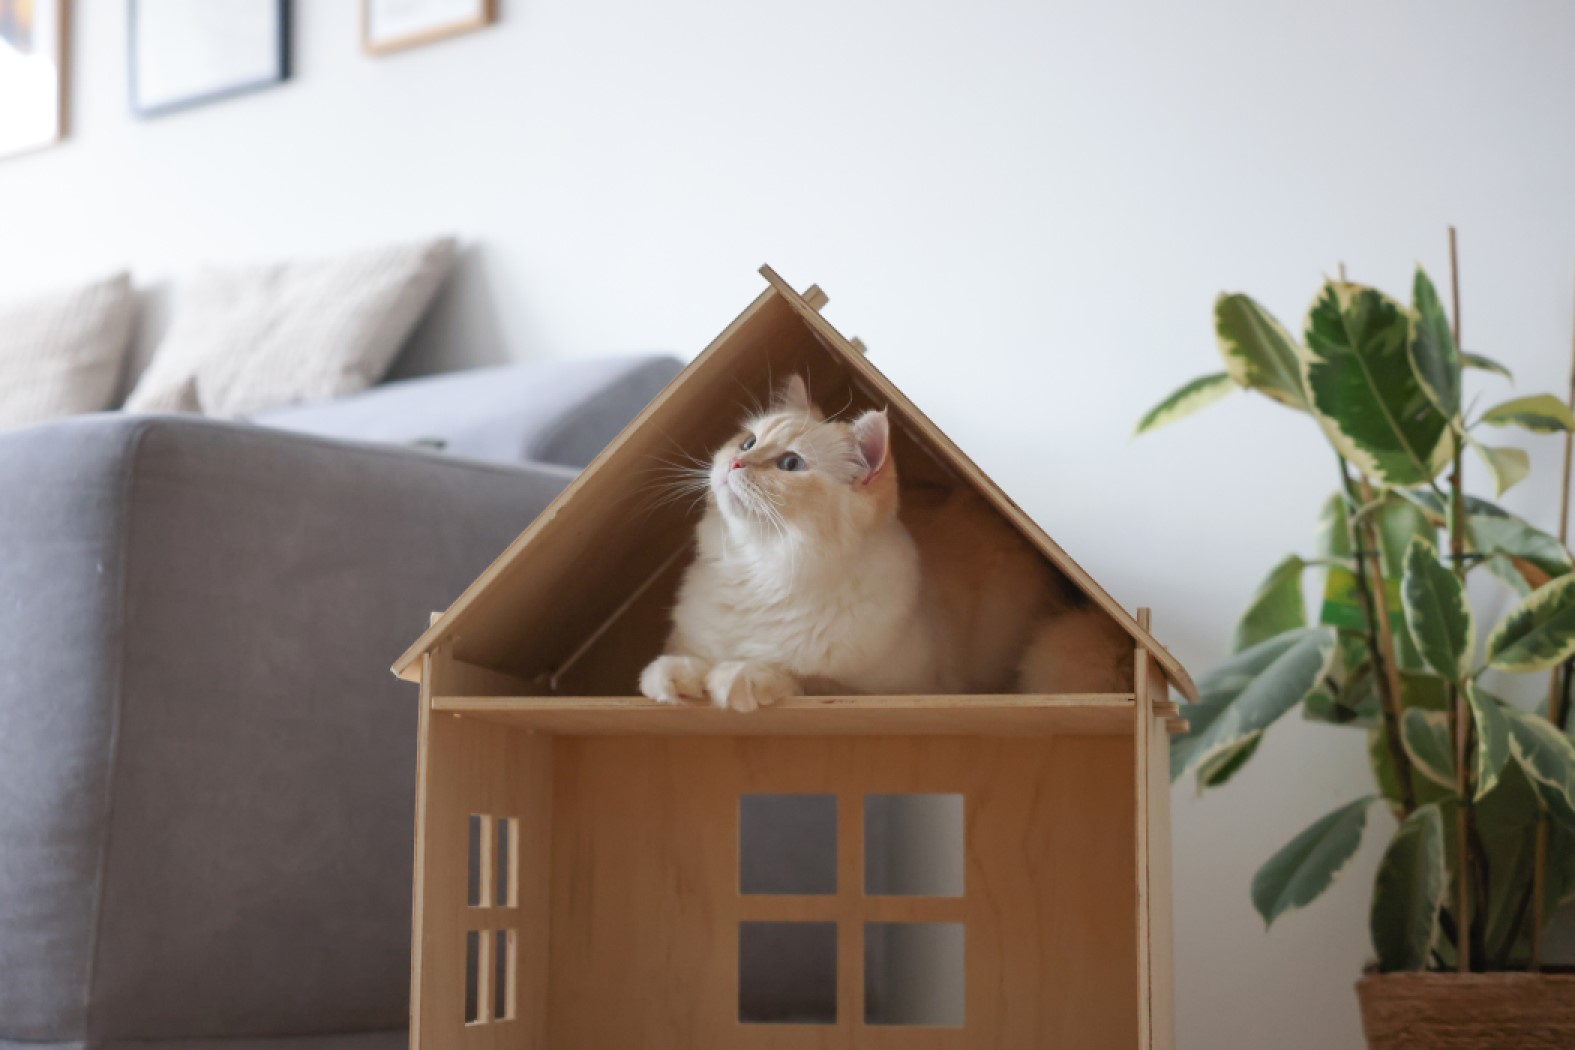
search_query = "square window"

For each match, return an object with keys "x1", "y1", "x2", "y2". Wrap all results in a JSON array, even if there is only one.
[
  {"x1": 864, "y1": 922, "x2": 965, "y2": 1027},
  {"x1": 738, "y1": 921, "x2": 837, "y2": 1024},
  {"x1": 864, "y1": 794, "x2": 965, "y2": 897},
  {"x1": 739, "y1": 794, "x2": 837, "y2": 895}
]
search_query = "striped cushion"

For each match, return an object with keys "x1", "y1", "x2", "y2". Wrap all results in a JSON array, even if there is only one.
[
  {"x1": 0, "y1": 273, "x2": 137, "y2": 431},
  {"x1": 127, "y1": 238, "x2": 457, "y2": 418}
]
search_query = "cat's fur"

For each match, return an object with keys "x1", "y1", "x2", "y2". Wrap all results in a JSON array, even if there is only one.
[{"x1": 639, "y1": 376, "x2": 1131, "y2": 711}]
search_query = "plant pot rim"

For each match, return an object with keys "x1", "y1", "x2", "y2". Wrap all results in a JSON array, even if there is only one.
[
  {"x1": 1359, "y1": 965, "x2": 1575, "y2": 984},
  {"x1": 1357, "y1": 966, "x2": 1575, "y2": 1048}
]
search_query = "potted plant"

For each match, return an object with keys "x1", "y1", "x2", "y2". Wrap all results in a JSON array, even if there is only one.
[{"x1": 1139, "y1": 237, "x2": 1575, "y2": 1048}]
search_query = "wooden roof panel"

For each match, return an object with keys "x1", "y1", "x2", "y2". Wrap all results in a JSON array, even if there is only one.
[{"x1": 393, "y1": 267, "x2": 1195, "y2": 702}]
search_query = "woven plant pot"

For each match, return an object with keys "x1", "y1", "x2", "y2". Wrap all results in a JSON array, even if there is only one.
[{"x1": 1356, "y1": 970, "x2": 1575, "y2": 1049}]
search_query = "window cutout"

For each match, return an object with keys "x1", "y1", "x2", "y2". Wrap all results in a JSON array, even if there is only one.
[
  {"x1": 494, "y1": 928, "x2": 516, "y2": 1021},
  {"x1": 864, "y1": 794, "x2": 964, "y2": 897},
  {"x1": 496, "y1": 818, "x2": 518, "y2": 907},
  {"x1": 738, "y1": 921, "x2": 837, "y2": 1025},
  {"x1": 464, "y1": 930, "x2": 480, "y2": 1024},
  {"x1": 739, "y1": 794, "x2": 836, "y2": 895},
  {"x1": 467, "y1": 815, "x2": 483, "y2": 907},
  {"x1": 864, "y1": 923, "x2": 965, "y2": 1027}
]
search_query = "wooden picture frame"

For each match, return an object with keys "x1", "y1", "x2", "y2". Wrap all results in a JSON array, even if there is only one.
[
  {"x1": 129, "y1": 0, "x2": 290, "y2": 118},
  {"x1": 362, "y1": 0, "x2": 496, "y2": 56},
  {"x1": 0, "y1": 0, "x2": 69, "y2": 161}
]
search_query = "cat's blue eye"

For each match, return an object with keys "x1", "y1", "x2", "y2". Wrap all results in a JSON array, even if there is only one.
[
  {"x1": 776, "y1": 453, "x2": 805, "y2": 472},
  {"x1": 741, "y1": 435, "x2": 756, "y2": 451}
]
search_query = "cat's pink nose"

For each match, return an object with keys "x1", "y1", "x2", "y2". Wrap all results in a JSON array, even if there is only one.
[{"x1": 729, "y1": 458, "x2": 744, "y2": 471}]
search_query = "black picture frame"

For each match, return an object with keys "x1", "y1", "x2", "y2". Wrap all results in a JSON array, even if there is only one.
[{"x1": 129, "y1": 0, "x2": 291, "y2": 118}]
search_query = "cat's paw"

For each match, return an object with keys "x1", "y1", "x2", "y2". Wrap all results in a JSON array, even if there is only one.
[
  {"x1": 706, "y1": 661, "x2": 799, "y2": 713},
  {"x1": 640, "y1": 655, "x2": 712, "y2": 703}
]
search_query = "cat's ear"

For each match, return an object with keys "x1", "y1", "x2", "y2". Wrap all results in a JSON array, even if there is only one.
[
  {"x1": 772, "y1": 375, "x2": 819, "y2": 416},
  {"x1": 852, "y1": 409, "x2": 890, "y2": 483}
]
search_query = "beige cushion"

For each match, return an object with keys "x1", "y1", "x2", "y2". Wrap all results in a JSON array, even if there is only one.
[
  {"x1": 0, "y1": 273, "x2": 137, "y2": 431},
  {"x1": 127, "y1": 238, "x2": 457, "y2": 418}
]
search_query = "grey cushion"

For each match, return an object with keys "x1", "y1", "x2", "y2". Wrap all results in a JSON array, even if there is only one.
[
  {"x1": 251, "y1": 356, "x2": 682, "y2": 468},
  {"x1": 0, "y1": 416, "x2": 577, "y2": 1046}
]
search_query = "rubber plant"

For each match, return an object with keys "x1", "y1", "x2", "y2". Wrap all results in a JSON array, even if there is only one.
[{"x1": 1139, "y1": 248, "x2": 1575, "y2": 974}]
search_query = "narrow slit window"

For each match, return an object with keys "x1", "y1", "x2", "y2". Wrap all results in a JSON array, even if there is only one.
[
  {"x1": 864, "y1": 793, "x2": 965, "y2": 897},
  {"x1": 468, "y1": 814, "x2": 497, "y2": 908},
  {"x1": 496, "y1": 817, "x2": 518, "y2": 907},
  {"x1": 464, "y1": 930, "x2": 481, "y2": 1024},
  {"x1": 738, "y1": 921, "x2": 837, "y2": 1025},
  {"x1": 739, "y1": 794, "x2": 837, "y2": 895},
  {"x1": 864, "y1": 922, "x2": 965, "y2": 1027},
  {"x1": 467, "y1": 815, "x2": 483, "y2": 907},
  {"x1": 494, "y1": 928, "x2": 516, "y2": 1021}
]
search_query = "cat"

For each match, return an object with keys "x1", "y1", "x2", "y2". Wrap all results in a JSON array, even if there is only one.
[{"x1": 639, "y1": 376, "x2": 1132, "y2": 710}]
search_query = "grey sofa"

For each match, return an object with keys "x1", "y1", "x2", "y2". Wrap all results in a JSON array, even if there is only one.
[{"x1": 0, "y1": 356, "x2": 681, "y2": 1050}]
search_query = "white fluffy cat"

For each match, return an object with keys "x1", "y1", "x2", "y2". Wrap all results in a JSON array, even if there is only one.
[{"x1": 639, "y1": 376, "x2": 1131, "y2": 710}]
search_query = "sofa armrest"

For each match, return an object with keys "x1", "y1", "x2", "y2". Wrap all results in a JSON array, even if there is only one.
[{"x1": 0, "y1": 415, "x2": 575, "y2": 1045}]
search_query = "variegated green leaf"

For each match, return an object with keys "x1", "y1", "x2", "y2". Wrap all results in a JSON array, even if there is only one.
[
  {"x1": 1172, "y1": 628, "x2": 1338, "y2": 780},
  {"x1": 1401, "y1": 708, "x2": 1455, "y2": 789},
  {"x1": 1401, "y1": 490, "x2": 1573, "y2": 584},
  {"x1": 1505, "y1": 706, "x2": 1575, "y2": 827},
  {"x1": 1484, "y1": 553, "x2": 1534, "y2": 597},
  {"x1": 1196, "y1": 732, "x2": 1262, "y2": 790},
  {"x1": 1473, "y1": 758, "x2": 1548, "y2": 956},
  {"x1": 1467, "y1": 435, "x2": 1530, "y2": 497},
  {"x1": 1369, "y1": 723, "x2": 1456, "y2": 815},
  {"x1": 1134, "y1": 372, "x2": 1237, "y2": 435},
  {"x1": 1233, "y1": 555, "x2": 1307, "y2": 652},
  {"x1": 1315, "y1": 491, "x2": 1353, "y2": 559},
  {"x1": 1462, "y1": 351, "x2": 1513, "y2": 381},
  {"x1": 1375, "y1": 497, "x2": 1434, "y2": 580},
  {"x1": 1252, "y1": 796, "x2": 1376, "y2": 928},
  {"x1": 1400, "y1": 538, "x2": 1473, "y2": 679},
  {"x1": 1300, "y1": 281, "x2": 1450, "y2": 486},
  {"x1": 1466, "y1": 682, "x2": 1510, "y2": 801},
  {"x1": 1469, "y1": 507, "x2": 1573, "y2": 586},
  {"x1": 1215, "y1": 294, "x2": 1309, "y2": 410},
  {"x1": 1371, "y1": 803, "x2": 1447, "y2": 972},
  {"x1": 1409, "y1": 268, "x2": 1461, "y2": 416},
  {"x1": 1486, "y1": 575, "x2": 1575, "y2": 672},
  {"x1": 1479, "y1": 394, "x2": 1575, "y2": 434}
]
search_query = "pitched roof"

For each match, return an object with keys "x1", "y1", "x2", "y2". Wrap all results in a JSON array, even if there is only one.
[{"x1": 393, "y1": 265, "x2": 1195, "y2": 702}]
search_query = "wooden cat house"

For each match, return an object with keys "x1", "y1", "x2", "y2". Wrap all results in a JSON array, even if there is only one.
[{"x1": 391, "y1": 266, "x2": 1194, "y2": 1050}]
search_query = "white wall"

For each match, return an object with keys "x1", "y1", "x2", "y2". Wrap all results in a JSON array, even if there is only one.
[{"x1": 7, "y1": 1, "x2": 1575, "y2": 1045}]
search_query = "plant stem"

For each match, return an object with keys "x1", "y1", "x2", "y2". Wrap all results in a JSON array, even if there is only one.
[
  {"x1": 1449, "y1": 443, "x2": 1476, "y2": 972},
  {"x1": 1530, "y1": 263, "x2": 1575, "y2": 971},
  {"x1": 1446, "y1": 226, "x2": 1478, "y2": 972},
  {"x1": 1338, "y1": 460, "x2": 1416, "y2": 815}
]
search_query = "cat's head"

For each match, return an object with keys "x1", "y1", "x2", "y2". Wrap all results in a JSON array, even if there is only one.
[{"x1": 710, "y1": 375, "x2": 898, "y2": 541}]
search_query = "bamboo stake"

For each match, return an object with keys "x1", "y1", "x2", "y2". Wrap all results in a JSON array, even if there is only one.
[
  {"x1": 1530, "y1": 266, "x2": 1575, "y2": 972},
  {"x1": 1446, "y1": 227, "x2": 1477, "y2": 972},
  {"x1": 1341, "y1": 465, "x2": 1417, "y2": 816}
]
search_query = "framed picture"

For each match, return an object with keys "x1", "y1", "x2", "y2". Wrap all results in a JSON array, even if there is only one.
[
  {"x1": 0, "y1": 0, "x2": 67, "y2": 160},
  {"x1": 363, "y1": 0, "x2": 495, "y2": 55},
  {"x1": 130, "y1": 0, "x2": 289, "y2": 117}
]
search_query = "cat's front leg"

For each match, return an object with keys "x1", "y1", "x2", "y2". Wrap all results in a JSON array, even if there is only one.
[
  {"x1": 706, "y1": 661, "x2": 799, "y2": 713},
  {"x1": 640, "y1": 655, "x2": 713, "y2": 703}
]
